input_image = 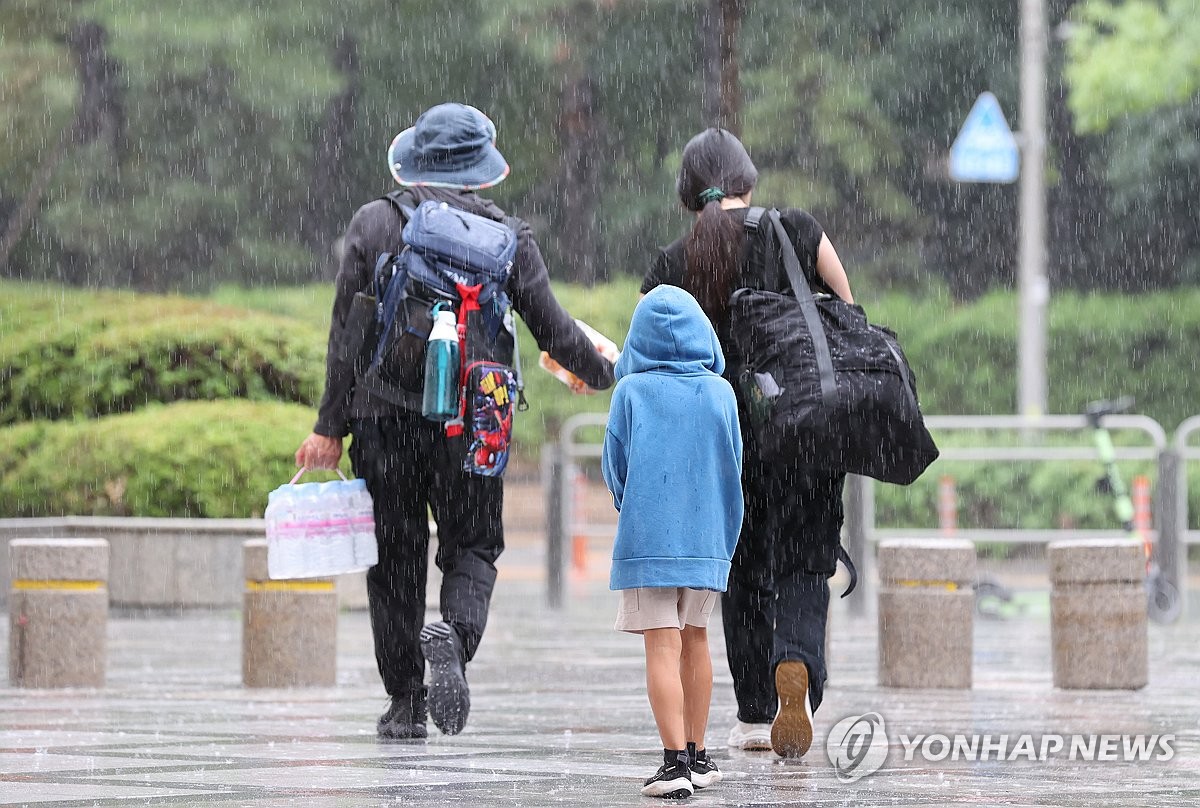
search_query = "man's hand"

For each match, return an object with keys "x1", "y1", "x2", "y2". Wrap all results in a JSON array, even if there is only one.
[{"x1": 295, "y1": 433, "x2": 344, "y2": 470}]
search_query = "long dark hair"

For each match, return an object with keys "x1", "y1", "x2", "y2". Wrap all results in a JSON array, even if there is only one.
[{"x1": 677, "y1": 128, "x2": 758, "y2": 322}]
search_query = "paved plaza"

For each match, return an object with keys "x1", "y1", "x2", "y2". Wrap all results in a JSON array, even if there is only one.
[{"x1": 2, "y1": 543, "x2": 1199, "y2": 807}]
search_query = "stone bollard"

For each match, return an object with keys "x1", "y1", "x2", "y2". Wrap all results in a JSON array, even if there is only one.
[
  {"x1": 8, "y1": 538, "x2": 109, "y2": 688},
  {"x1": 1049, "y1": 539, "x2": 1147, "y2": 690},
  {"x1": 242, "y1": 539, "x2": 337, "y2": 687},
  {"x1": 878, "y1": 539, "x2": 975, "y2": 689}
]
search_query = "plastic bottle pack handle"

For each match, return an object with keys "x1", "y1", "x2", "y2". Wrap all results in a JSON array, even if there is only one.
[{"x1": 289, "y1": 467, "x2": 350, "y2": 485}]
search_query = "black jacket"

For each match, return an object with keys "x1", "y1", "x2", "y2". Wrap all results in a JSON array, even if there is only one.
[{"x1": 314, "y1": 186, "x2": 615, "y2": 437}]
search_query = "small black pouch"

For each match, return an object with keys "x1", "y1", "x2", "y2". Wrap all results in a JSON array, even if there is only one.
[{"x1": 375, "y1": 295, "x2": 436, "y2": 393}]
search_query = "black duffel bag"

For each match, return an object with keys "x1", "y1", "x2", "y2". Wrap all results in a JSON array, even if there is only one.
[{"x1": 728, "y1": 208, "x2": 938, "y2": 485}]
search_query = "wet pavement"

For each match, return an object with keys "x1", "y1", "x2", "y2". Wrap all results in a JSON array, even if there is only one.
[{"x1": 2, "y1": 543, "x2": 1199, "y2": 807}]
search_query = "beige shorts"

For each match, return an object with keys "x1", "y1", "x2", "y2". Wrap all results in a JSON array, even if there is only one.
[{"x1": 614, "y1": 587, "x2": 718, "y2": 634}]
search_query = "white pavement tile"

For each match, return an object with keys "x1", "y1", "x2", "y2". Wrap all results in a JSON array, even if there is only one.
[
  {"x1": 0, "y1": 751, "x2": 198, "y2": 774},
  {"x1": 91, "y1": 763, "x2": 552, "y2": 790},
  {"x1": 401, "y1": 754, "x2": 648, "y2": 779},
  {"x1": 0, "y1": 782, "x2": 223, "y2": 804},
  {"x1": 130, "y1": 741, "x2": 518, "y2": 761},
  {"x1": 0, "y1": 730, "x2": 226, "y2": 750}
]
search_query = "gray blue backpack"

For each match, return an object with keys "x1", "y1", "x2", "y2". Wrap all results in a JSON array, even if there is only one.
[{"x1": 360, "y1": 193, "x2": 526, "y2": 475}]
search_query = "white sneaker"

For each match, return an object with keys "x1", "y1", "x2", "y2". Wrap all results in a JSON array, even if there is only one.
[{"x1": 727, "y1": 721, "x2": 773, "y2": 751}]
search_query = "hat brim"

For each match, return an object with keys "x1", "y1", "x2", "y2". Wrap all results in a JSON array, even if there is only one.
[{"x1": 387, "y1": 128, "x2": 510, "y2": 190}]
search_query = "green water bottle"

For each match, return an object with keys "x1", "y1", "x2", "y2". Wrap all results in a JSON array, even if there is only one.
[{"x1": 422, "y1": 302, "x2": 460, "y2": 421}]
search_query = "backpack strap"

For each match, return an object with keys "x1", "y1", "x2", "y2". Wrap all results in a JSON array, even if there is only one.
[
  {"x1": 380, "y1": 189, "x2": 417, "y2": 223},
  {"x1": 765, "y1": 208, "x2": 838, "y2": 407},
  {"x1": 499, "y1": 214, "x2": 528, "y2": 410},
  {"x1": 743, "y1": 206, "x2": 767, "y2": 233},
  {"x1": 370, "y1": 252, "x2": 410, "y2": 369}
]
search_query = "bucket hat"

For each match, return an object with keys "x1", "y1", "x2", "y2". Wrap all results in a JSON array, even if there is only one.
[{"x1": 387, "y1": 103, "x2": 510, "y2": 190}]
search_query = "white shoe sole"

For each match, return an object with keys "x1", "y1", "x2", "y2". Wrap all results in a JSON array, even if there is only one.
[
  {"x1": 691, "y1": 769, "x2": 722, "y2": 788},
  {"x1": 728, "y1": 725, "x2": 773, "y2": 751},
  {"x1": 641, "y1": 777, "x2": 693, "y2": 798}
]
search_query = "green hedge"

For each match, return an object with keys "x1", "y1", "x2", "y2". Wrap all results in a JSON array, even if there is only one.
[
  {"x1": 208, "y1": 277, "x2": 642, "y2": 458},
  {"x1": 2, "y1": 280, "x2": 1198, "y2": 522},
  {"x1": 16, "y1": 281, "x2": 1196, "y2": 437},
  {"x1": 873, "y1": 432, "x2": 1161, "y2": 533},
  {"x1": 0, "y1": 281, "x2": 326, "y2": 425},
  {"x1": 0, "y1": 400, "x2": 339, "y2": 518},
  {"x1": 865, "y1": 289, "x2": 1200, "y2": 431},
  {"x1": 4, "y1": 401, "x2": 1194, "y2": 522},
  {"x1": 510, "y1": 277, "x2": 639, "y2": 453}
]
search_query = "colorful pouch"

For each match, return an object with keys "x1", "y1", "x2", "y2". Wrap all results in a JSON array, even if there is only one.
[{"x1": 460, "y1": 360, "x2": 519, "y2": 477}]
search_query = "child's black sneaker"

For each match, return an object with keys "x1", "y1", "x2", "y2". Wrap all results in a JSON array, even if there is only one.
[
  {"x1": 687, "y1": 743, "x2": 721, "y2": 789},
  {"x1": 641, "y1": 749, "x2": 693, "y2": 799}
]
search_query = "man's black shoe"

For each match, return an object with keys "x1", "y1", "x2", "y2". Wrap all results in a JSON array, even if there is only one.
[
  {"x1": 420, "y1": 621, "x2": 470, "y2": 735},
  {"x1": 376, "y1": 693, "x2": 427, "y2": 740}
]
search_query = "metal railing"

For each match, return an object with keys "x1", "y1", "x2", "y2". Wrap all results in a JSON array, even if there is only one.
[
  {"x1": 543, "y1": 412, "x2": 1191, "y2": 614},
  {"x1": 543, "y1": 413, "x2": 609, "y2": 607},
  {"x1": 855, "y1": 415, "x2": 1167, "y2": 545},
  {"x1": 844, "y1": 414, "x2": 1176, "y2": 615}
]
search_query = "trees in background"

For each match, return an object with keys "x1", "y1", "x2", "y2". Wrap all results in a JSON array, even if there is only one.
[
  {"x1": 1063, "y1": 0, "x2": 1200, "y2": 288},
  {"x1": 1, "y1": 0, "x2": 1197, "y2": 296}
]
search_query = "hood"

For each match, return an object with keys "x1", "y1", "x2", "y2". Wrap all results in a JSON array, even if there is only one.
[{"x1": 615, "y1": 285, "x2": 725, "y2": 379}]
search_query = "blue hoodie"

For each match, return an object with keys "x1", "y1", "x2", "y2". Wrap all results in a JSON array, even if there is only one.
[{"x1": 603, "y1": 285, "x2": 744, "y2": 591}]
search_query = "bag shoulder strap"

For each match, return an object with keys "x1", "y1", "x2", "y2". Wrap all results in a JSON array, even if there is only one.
[
  {"x1": 500, "y1": 213, "x2": 522, "y2": 236},
  {"x1": 765, "y1": 208, "x2": 837, "y2": 407},
  {"x1": 380, "y1": 189, "x2": 417, "y2": 223},
  {"x1": 494, "y1": 212, "x2": 526, "y2": 409},
  {"x1": 744, "y1": 206, "x2": 767, "y2": 232}
]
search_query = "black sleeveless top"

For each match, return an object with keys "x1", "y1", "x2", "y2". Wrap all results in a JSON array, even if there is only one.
[
  {"x1": 641, "y1": 206, "x2": 830, "y2": 298},
  {"x1": 641, "y1": 206, "x2": 831, "y2": 355}
]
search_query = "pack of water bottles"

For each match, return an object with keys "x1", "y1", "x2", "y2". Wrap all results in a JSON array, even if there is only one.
[{"x1": 263, "y1": 469, "x2": 378, "y2": 579}]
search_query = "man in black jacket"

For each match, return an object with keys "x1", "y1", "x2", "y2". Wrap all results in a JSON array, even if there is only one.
[{"x1": 295, "y1": 103, "x2": 615, "y2": 740}]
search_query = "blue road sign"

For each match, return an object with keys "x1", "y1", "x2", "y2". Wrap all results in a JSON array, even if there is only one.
[{"x1": 949, "y1": 92, "x2": 1019, "y2": 184}]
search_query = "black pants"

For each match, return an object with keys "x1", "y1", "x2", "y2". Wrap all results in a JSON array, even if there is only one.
[
  {"x1": 722, "y1": 452, "x2": 845, "y2": 723},
  {"x1": 350, "y1": 413, "x2": 504, "y2": 700}
]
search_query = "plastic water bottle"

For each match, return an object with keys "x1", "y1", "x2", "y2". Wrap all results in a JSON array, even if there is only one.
[
  {"x1": 265, "y1": 488, "x2": 284, "y2": 578},
  {"x1": 319, "y1": 480, "x2": 348, "y2": 576},
  {"x1": 347, "y1": 480, "x2": 378, "y2": 569},
  {"x1": 267, "y1": 474, "x2": 378, "y2": 579},
  {"x1": 299, "y1": 483, "x2": 326, "y2": 576},
  {"x1": 422, "y1": 302, "x2": 460, "y2": 421},
  {"x1": 267, "y1": 485, "x2": 301, "y2": 579}
]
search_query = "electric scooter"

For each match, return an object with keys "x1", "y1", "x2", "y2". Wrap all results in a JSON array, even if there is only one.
[{"x1": 1085, "y1": 397, "x2": 1182, "y2": 624}]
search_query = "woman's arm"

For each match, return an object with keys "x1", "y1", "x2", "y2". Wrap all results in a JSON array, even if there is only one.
[{"x1": 816, "y1": 234, "x2": 854, "y2": 303}]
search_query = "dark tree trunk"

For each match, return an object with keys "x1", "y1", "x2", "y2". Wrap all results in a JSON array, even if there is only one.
[
  {"x1": 718, "y1": 0, "x2": 744, "y2": 136},
  {"x1": 557, "y1": 70, "x2": 602, "y2": 284},
  {"x1": 305, "y1": 32, "x2": 360, "y2": 277},
  {"x1": 552, "y1": 1, "x2": 604, "y2": 286},
  {"x1": 702, "y1": 0, "x2": 744, "y2": 135},
  {"x1": 0, "y1": 21, "x2": 124, "y2": 272},
  {"x1": 701, "y1": 2, "x2": 720, "y2": 127},
  {"x1": 1046, "y1": 71, "x2": 1108, "y2": 292},
  {"x1": 68, "y1": 21, "x2": 126, "y2": 155}
]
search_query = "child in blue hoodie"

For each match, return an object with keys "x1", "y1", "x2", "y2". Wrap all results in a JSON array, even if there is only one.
[{"x1": 602, "y1": 285, "x2": 743, "y2": 799}]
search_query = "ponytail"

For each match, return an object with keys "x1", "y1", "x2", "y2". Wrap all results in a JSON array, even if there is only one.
[
  {"x1": 683, "y1": 200, "x2": 744, "y2": 323},
  {"x1": 675, "y1": 128, "x2": 757, "y2": 323}
]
